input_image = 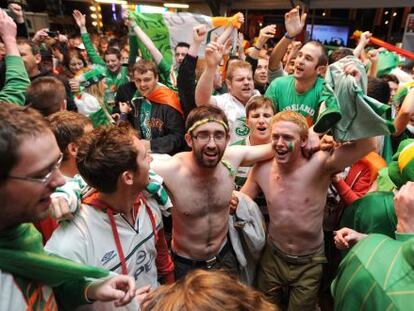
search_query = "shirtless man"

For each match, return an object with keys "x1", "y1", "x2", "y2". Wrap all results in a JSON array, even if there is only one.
[
  {"x1": 151, "y1": 105, "x2": 273, "y2": 279},
  {"x1": 241, "y1": 111, "x2": 376, "y2": 310}
]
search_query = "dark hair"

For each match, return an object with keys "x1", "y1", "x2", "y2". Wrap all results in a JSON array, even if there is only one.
[
  {"x1": 76, "y1": 124, "x2": 139, "y2": 193},
  {"x1": 26, "y1": 76, "x2": 66, "y2": 116},
  {"x1": 47, "y1": 111, "x2": 92, "y2": 161},
  {"x1": 328, "y1": 48, "x2": 353, "y2": 64},
  {"x1": 367, "y1": 77, "x2": 391, "y2": 104},
  {"x1": 104, "y1": 47, "x2": 121, "y2": 60},
  {"x1": 0, "y1": 103, "x2": 50, "y2": 184},
  {"x1": 380, "y1": 74, "x2": 399, "y2": 85},
  {"x1": 245, "y1": 96, "x2": 276, "y2": 117},
  {"x1": 133, "y1": 59, "x2": 158, "y2": 78},
  {"x1": 16, "y1": 37, "x2": 40, "y2": 55},
  {"x1": 175, "y1": 42, "x2": 190, "y2": 50},
  {"x1": 186, "y1": 106, "x2": 229, "y2": 133},
  {"x1": 306, "y1": 41, "x2": 328, "y2": 67}
]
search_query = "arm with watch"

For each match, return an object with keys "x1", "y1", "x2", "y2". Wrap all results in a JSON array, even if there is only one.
[{"x1": 268, "y1": 6, "x2": 307, "y2": 81}]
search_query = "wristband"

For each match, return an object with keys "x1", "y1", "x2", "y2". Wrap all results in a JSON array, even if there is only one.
[
  {"x1": 284, "y1": 32, "x2": 295, "y2": 40},
  {"x1": 253, "y1": 45, "x2": 261, "y2": 51}
]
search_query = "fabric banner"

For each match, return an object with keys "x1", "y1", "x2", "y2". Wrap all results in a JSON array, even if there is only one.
[{"x1": 131, "y1": 12, "x2": 242, "y2": 65}]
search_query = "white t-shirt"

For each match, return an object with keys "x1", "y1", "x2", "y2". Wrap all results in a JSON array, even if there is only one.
[
  {"x1": 213, "y1": 92, "x2": 258, "y2": 145},
  {"x1": 45, "y1": 197, "x2": 163, "y2": 311}
]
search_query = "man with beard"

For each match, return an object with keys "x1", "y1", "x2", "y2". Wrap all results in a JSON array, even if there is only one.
[
  {"x1": 151, "y1": 106, "x2": 273, "y2": 280},
  {"x1": 241, "y1": 111, "x2": 376, "y2": 310}
]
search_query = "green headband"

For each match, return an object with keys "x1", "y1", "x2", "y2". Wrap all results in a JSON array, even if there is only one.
[{"x1": 187, "y1": 118, "x2": 229, "y2": 134}]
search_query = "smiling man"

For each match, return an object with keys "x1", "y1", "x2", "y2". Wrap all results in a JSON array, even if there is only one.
[
  {"x1": 241, "y1": 110, "x2": 376, "y2": 310},
  {"x1": 118, "y1": 59, "x2": 185, "y2": 155},
  {"x1": 265, "y1": 41, "x2": 328, "y2": 127},
  {"x1": 151, "y1": 106, "x2": 274, "y2": 280}
]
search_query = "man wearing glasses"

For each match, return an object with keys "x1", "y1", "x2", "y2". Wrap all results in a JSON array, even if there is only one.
[
  {"x1": 151, "y1": 106, "x2": 273, "y2": 280},
  {"x1": 0, "y1": 103, "x2": 137, "y2": 310}
]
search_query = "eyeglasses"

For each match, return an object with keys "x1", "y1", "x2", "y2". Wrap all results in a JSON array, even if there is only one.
[
  {"x1": 8, "y1": 153, "x2": 63, "y2": 185},
  {"x1": 192, "y1": 132, "x2": 227, "y2": 143}
]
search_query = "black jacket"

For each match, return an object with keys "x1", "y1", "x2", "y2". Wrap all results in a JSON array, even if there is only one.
[{"x1": 116, "y1": 82, "x2": 185, "y2": 155}]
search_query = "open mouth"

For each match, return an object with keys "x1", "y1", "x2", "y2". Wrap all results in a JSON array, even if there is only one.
[
  {"x1": 256, "y1": 126, "x2": 267, "y2": 133},
  {"x1": 295, "y1": 66, "x2": 304, "y2": 73},
  {"x1": 275, "y1": 149, "x2": 289, "y2": 159},
  {"x1": 204, "y1": 152, "x2": 218, "y2": 160}
]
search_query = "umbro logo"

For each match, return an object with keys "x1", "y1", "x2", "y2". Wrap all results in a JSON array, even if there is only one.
[{"x1": 101, "y1": 250, "x2": 116, "y2": 265}]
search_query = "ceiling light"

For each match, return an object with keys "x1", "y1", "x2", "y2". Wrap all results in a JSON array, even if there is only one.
[
  {"x1": 95, "y1": 0, "x2": 127, "y2": 4},
  {"x1": 163, "y1": 3, "x2": 189, "y2": 9}
]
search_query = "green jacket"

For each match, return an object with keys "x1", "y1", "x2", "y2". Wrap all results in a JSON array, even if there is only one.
[
  {"x1": 0, "y1": 55, "x2": 30, "y2": 106},
  {"x1": 332, "y1": 233, "x2": 414, "y2": 310},
  {"x1": 0, "y1": 223, "x2": 109, "y2": 310}
]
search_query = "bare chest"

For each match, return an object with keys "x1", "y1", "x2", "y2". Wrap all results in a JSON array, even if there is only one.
[{"x1": 168, "y1": 167, "x2": 235, "y2": 217}]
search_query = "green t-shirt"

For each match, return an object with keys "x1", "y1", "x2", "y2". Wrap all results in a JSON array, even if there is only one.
[
  {"x1": 265, "y1": 75, "x2": 325, "y2": 125},
  {"x1": 332, "y1": 233, "x2": 414, "y2": 311}
]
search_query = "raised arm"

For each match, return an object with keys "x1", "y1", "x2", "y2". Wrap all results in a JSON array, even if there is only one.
[
  {"x1": 125, "y1": 11, "x2": 163, "y2": 65},
  {"x1": 324, "y1": 137, "x2": 376, "y2": 174},
  {"x1": 246, "y1": 24, "x2": 276, "y2": 60},
  {"x1": 73, "y1": 10, "x2": 105, "y2": 66},
  {"x1": 268, "y1": 6, "x2": 306, "y2": 71},
  {"x1": 393, "y1": 88, "x2": 414, "y2": 137},
  {"x1": 0, "y1": 9, "x2": 30, "y2": 106},
  {"x1": 8, "y1": 3, "x2": 28, "y2": 38},
  {"x1": 177, "y1": 25, "x2": 207, "y2": 117},
  {"x1": 353, "y1": 31, "x2": 371, "y2": 59},
  {"x1": 194, "y1": 41, "x2": 224, "y2": 106}
]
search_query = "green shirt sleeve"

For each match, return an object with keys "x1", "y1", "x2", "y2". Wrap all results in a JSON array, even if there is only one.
[
  {"x1": 0, "y1": 55, "x2": 30, "y2": 106},
  {"x1": 158, "y1": 57, "x2": 174, "y2": 90},
  {"x1": 128, "y1": 33, "x2": 138, "y2": 65},
  {"x1": 81, "y1": 33, "x2": 105, "y2": 66},
  {"x1": 264, "y1": 80, "x2": 278, "y2": 112}
]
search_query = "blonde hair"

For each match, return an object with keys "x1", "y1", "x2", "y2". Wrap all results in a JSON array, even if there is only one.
[
  {"x1": 272, "y1": 111, "x2": 308, "y2": 139},
  {"x1": 141, "y1": 270, "x2": 278, "y2": 311},
  {"x1": 226, "y1": 60, "x2": 252, "y2": 81}
]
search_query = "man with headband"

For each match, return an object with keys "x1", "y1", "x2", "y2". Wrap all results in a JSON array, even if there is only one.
[
  {"x1": 151, "y1": 106, "x2": 274, "y2": 280},
  {"x1": 241, "y1": 111, "x2": 377, "y2": 310}
]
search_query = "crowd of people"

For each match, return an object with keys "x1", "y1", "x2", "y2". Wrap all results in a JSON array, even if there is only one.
[{"x1": 1, "y1": 2, "x2": 414, "y2": 310}]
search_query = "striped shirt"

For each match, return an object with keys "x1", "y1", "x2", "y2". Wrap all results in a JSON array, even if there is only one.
[{"x1": 332, "y1": 233, "x2": 414, "y2": 311}]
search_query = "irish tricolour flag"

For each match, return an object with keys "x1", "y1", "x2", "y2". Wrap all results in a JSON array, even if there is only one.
[{"x1": 131, "y1": 12, "x2": 242, "y2": 66}]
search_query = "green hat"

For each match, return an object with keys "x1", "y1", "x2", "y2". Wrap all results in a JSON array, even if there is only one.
[
  {"x1": 377, "y1": 50, "x2": 399, "y2": 77},
  {"x1": 79, "y1": 65, "x2": 106, "y2": 90},
  {"x1": 388, "y1": 139, "x2": 414, "y2": 188}
]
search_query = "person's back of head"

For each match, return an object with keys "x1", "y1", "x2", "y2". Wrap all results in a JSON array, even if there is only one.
[
  {"x1": 367, "y1": 77, "x2": 390, "y2": 104},
  {"x1": 141, "y1": 270, "x2": 278, "y2": 311},
  {"x1": 47, "y1": 111, "x2": 92, "y2": 162},
  {"x1": 26, "y1": 76, "x2": 67, "y2": 116},
  {"x1": 328, "y1": 48, "x2": 353, "y2": 64},
  {"x1": 76, "y1": 124, "x2": 140, "y2": 194}
]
